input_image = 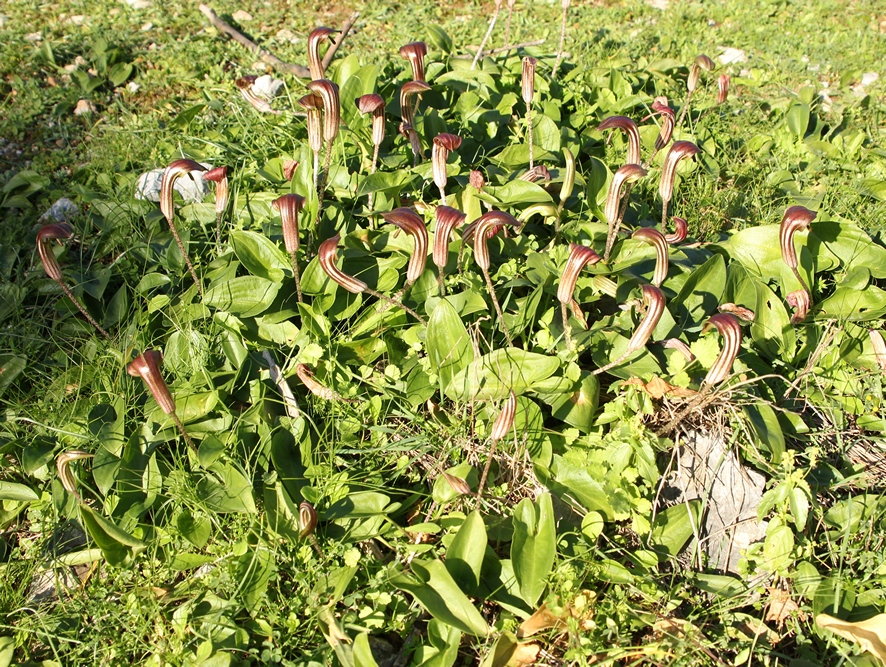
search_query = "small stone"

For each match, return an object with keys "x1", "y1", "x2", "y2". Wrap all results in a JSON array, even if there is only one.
[
  {"x1": 718, "y1": 47, "x2": 748, "y2": 65},
  {"x1": 122, "y1": 0, "x2": 153, "y2": 9},
  {"x1": 73, "y1": 99, "x2": 96, "y2": 116},
  {"x1": 67, "y1": 15, "x2": 85, "y2": 25},
  {"x1": 141, "y1": 22, "x2": 152, "y2": 31},
  {"x1": 646, "y1": 0, "x2": 670, "y2": 9},
  {"x1": 0, "y1": 15, "x2": 8, "y2": 28},
  {"x1": 40, "y1": 198, "x2": 79, "y2": 222},
  {"x1": 232, "y1": 10, "x2": 253, "y2": 21},
  {"x1": 252, "y1": 74, "x2": 283, "y2": 100},
  {"x1": 127, "y1": 81, "x2": 140, "y2": 93},
  {"x1": 861, "y1": 72, "x2": 879, "y2": 86},
  {"x1": 135, "y1": 167, "x2": 209, "y2": 204},
  {"x1": 275, "y1": 28, "x2": 298, "y2": 44},
  {"x1": 25, "y1": 32, "x2": 42, "y2": 42}
]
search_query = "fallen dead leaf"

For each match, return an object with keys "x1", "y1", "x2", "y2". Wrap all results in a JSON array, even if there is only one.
[
  {"x1": 652, "y1": 617, "x2": 696, "y2": 639},
  {"x1": 73, "y1": 99, "x2": 96, "y2": 116},
  {"x1": 765, "y1": 588, "x2": 805, "y2": 628},
  {"x1": 518, "y1": 603, "x2": 568, "y2": 638},
  {"x1": 622, "y1": 376, "x2": 696, "y2": 399},
  {"x1": 817, "y1": 613, "x2": 886, "y2": 663}
]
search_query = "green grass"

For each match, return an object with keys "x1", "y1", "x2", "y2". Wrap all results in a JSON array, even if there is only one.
[{"x1": 1, "y1": 0, "x2": 886, "y2": 665}]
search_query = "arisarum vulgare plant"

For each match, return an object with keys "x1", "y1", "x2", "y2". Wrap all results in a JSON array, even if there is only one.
[
  {"x1": 659, "y1": 141, "x2": 700, "y2": 235},
  {"x1": 632, "y1": 228, "x2": 669, "y2": 286},
  {"x1": 37, "y1": 223, "x2": 111, "y2": 340},
  {"x1": 400, "y1": 80, "x2": 431, "y2": 164},
  {"x1": 717, "y1": 74, "x2": 730, "y2": 105},
  {"x1": 779, "y1": 205, "x2": 816, "y2": 294},
  {"x1": 56, "y1": 450, "x2": 93, "y2": 502},
  {"x1": 381, "y1": 208, "x2": 428, "y2": 293},
  {"x1": 308, "y1": 27, "x2": 336, "y2": 80},
  {"x1": 433, "y1": 205, "x2": 466, "y2": 295},
  {"x1": 306, "y1": 79, "x2": 341, "y2": 228},
  {"x1": 646, "y1": 98, "x2": 676, "y2": 166},
  {"x1": 160, "y1": 158, "x2": 206, "y2": 296},
  {"x1": 478, "y1": 389, "x2": 516, "y2": 500},
  {"x1": 593, "y1": 284, "x2": 666, "y2": 375},
  {"x1": 399, "y1": 42, "x2": 427, "y2": 82},
  {"x1": 203, "y1": 166, "x2": 228, "y2": 251},
  {"x1": 297, "y1": 93, "x2": 323, "y2": 190},
  {"x1": 677, "y1": 54, "x2": 716, "y2": 127},
  {"x1": 787, "y1": 289, "x2": 811, "y2": 324},
  {"x1": 357, "y1": 93, "x2": 386, "y2": 215},
  {"x1": 603, "y1": 164, "x2": 646, "y2": 261},
  {"x1": 128, "y1": 350, "x2": 196, "y2": 451},
  {"x1": 702, "y1": 313, "x2": 742, "y2": 386},
  {"x1": 473, "y1": 210, "x2": 519, "y2": 346},
  {"x1": 318, "y1": 235, "x2": 427, "y2": 324},
  {"x1": 598, "y1": 116, "x2": 641, "y2": 167},
  {"x1": 557, "y1": 243, "x2": 602, "y2": 349},
  {"x1": 432, "y1": 133, "x2": 462, "y2": 204},
  {"x1": 273, "y1": 194, "x2": 306, "y2": 302},
  {"x1": 664, "y1": 216, "x2": 688, "y2": 244}
]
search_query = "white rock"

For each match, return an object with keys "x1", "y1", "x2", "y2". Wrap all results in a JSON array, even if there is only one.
[
  {"x1": 24, "y1": 32, "x2": 42, "y2": 42},
  {"x1": 127, "y1": 81, "x2": 140, "y2": 93},
  {"x1": 861, "y1": 72, "x2": 879, "y2": 86},
  {"x1": 232, "y1": 10, "x2": 253, "y2": 21},
  {"x1": 252, "y1": 74, "x2": 283, "y2": 100},
  {"x1": 646, "y1": 0, "x2": 669, "y2": 8},
  {"x1": 666, "y1": 430, "x2": 767, "y2": 574},
  {"x1": 135, "y1": 168, "x2": 209, "y2": 204},
  {"x1": 73, "y1": 99, "x2": 96, "y2": 116},
  {"x1": 67, "y1": 15, "x2": 85, "y2": 25},
  {"x1": 122, "y1": 0, "x2": 153, "y2": 9},
  {"x1": 0, "y1": 15, "x2": 8, "y2": 28},
  {"x1": 275, "y1": 28, "x2": 299, "y2": 44},
  {"x1": 718, "y1": 47, "x2": 748, "y2": 65},
  {"x1": 141, "y1": 22, "x2": 153, "y2": 31},
  {"x1": 40, "y1": 198, "x2": 79, "y2": 222}
]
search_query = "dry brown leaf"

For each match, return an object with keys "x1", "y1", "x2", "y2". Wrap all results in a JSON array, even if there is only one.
[
  {"x1": 622, "y1": 376, "x2": 696, "y2": 399},
  {"x1": 816, "y1": 613, "x2": 886, "y2": 662},
  {"x1": 518, "y1": 603, "x2": 568, "y2": 638},
  {"x1": 509, "y1": 643, "x2": 540, "y2": 666},
  {"x1": 652, "y1": 617, "x2": 695, "y2": 639},
  {"x1": 765, "y1": 588, "x2": 805, "y2": 627}
]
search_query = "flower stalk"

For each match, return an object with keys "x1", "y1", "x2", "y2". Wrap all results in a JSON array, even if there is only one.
[
  {"x1": 273, "y1": 194, "x2": 306, "y2": 302},
  {"x1": 593, "y1": 285, "x2": 666, "y2": 375},
  {"x1": 779, "y1": 205, "x2": 816, "y2": 294},
  {"x1": 357, "y1": 94, "x2": 386, "y2": 219},
  {"x1": 400, "y1": 81, "x2": 431, "y2": 165},
  {"x1": 432, "y1": 133, "x2": 462, "y2": 204},
  {"x1": 522, "y1": 57, "x2": 537, "y2": 169},
  {"x1": 677, "y1": 54, "x2": 715, "y2": 129},
  {"x1": 478, "y1": 390, "x2": 516, "y2": 501},
  {"x1": 203, "y1": 166, "x2": 228, "y2": 252},
  {"x1": 603, "y1": 164, "x2": 646, "y2": 262},
  {"x1": 128, "y1": 350, "x2": 196, "y2": 451},
  {"x1": 318, "y1": 235, "x2": 427, "y2": 324},
  {"x1": 472, "y1": 211, "x2": 519, "y2": 346},
  {"x1": 160, "y1": 159, "x2": 206, "y2": 296},
  {"x1": 632, "y1": 228, "x2": 669, "y2": 286},
  {"x1": 37, "y1": 223, "x2": 111, "y2": 339}
]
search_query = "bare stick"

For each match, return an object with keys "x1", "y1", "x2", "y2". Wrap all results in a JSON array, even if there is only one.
[
  {"x1": 262, "y1": 350, "x2": 301, "y2": 419},
  {"x1": 56, "y1": 281, "x2": 111, "y2": 340},
  {"x1": 198, "y1": 4, "x2": 309, "y2": 77},
  {"x1": 502, "y1": 0, "x2": 517, "y2": 46},
  {"x1": 526, "y1": 102, "x2": 534, "y2": 169},
  {"x1": 463, "y1": 39, "x2": 544, "y2": 56},
  {"x1": 471, "y1": 0, "x2": 503, "y2": 70},
  {"x1": 321, "y1": 12, "x2": 360, "y2": 72},
  {"x1": 476, "y1": 439, "x2": 499, "y2": 502},
  {"x1": 552, "y1": 0, "x2": 570, "y2": 79}
]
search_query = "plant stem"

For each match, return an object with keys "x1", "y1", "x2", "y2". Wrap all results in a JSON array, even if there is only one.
[
  {"x1": 315, "y1": 141, "x2": 333, "y2": 232},
  {"x1": 676, "y1": 90, "x2": 694, "y2": 131},
  {"x1": 482, "y1": 266, "x2": 513, "y2": 346},
  {"x1": 476, "y1": 438, "x2": 498, "y2": 503},
  {"x1": 368, "y1": 143, "x2": 380, "y2": 229},
  {"x1": 56, "y1": 281, "x2": 111, "y2": 340},
  {"x1": 503, "y1": 0, "x2": 515, "y2": 46},
  {"x1": 661, "y1": 200, "x2": 669, "y2": 236},
  {"x1": 290, "y1": 251, "x2": 303, "y2": 302},
  {"x1": 365, "y1": 288, "x2": 427, "y2": 325},
  {"x1": 169, "y1": 224, "x2": 203, "y2": 298},
  {"x1": 215, "y1": 212, "x2": 224, "y2": 254},
  {"x1": 171, "y1": 412, "x2": 197, "y2": 452},
  {"x1": 605, "y1": 187, "x2": 633, "y2": 263},
  {"x1": 437, "y1": 266, "x2": 447, "y2": 296},
  {"x1": 526, "y1": 102, "x2": 534, "y2": 170},
  {"x1": 312, "y1": 149, "x2": 320, "y2": 191},
  {"x1": 561, "y1": 301, "x2": 573, "y2": 351}
]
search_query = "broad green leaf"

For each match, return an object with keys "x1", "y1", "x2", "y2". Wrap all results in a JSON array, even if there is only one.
[
  {"x1": 353, "y1": 633, "x2": 380, "y2": 667},
  {"x1": 0, "y1": 354, "x2": 26, "y2": 398},
  {"x1": 0, "y1": 636, "x2": 13, "y2": 667},
  {"x1": 785, "y1": 102, "x2": 810, "y2": 139},
  {"x1": 810, "y1": 221, "x2": 886, "y2": 278},
  {"x1": 103, "y1": 285, "x2": 129, "y2": 327},
  {"x1": 231, "y1": 230, "x2": 290, "y2": 282},
  {"x1": 446, "y1": 348, "x2": 560, "y2": 401},
  {"x1": 426, "y1": 25, "x2": 453, "y2": 54},
  {"x1": 763, "y1": 523, "x2": 794, "y2": 573},
  {"x1": 414, "y1": 619, "x2": 461, "y2": 667},
  {"x1": 743, "y1": 403, "x2": 785, "y2": 462},
  {"x1": 547, "y1": 372, "x2": 599, "y2": 433},
  {"x1": 479, "y1": 180, "x2": 553, "y2": 206},
  {"x1": 177, "y1": 510, "x2": 211, "y2": 548},
  {"x1": 0, "y1": 481, "x2": 38, "y2": 502},
  {"x1": 649, "y1": 500, "x2": 702, "y2": 560},
  {"x1": 751, "y1": 282, "x2": 795, "y2": 359},
  {"x1": 671, "y1": 253, "x2": 726, "y2": 328},
  {"x1": 547, "y1": 455, "x2": 615, "y2": 519},
  {"x1": 391, "y1": 558, "x2": 490, "y2": 636},
  {"x1": 445, "y1": 510, "x2": 487, "y2": 593},
  {"x1": 79, "y1": 504, "x2": 145, "y2": 566},
  {"x1": 532, "y1": 114, "x2": 561, "y2": 153},
  {"x1": 204, "y1": 276, "x2": 280, "y2": 317},
  {"x1": 235, "y1": 547, "x2": 274, "y2": 613},
  {"x1": 427, "y1": 299, "x2": 473, "y2": 392},
  {"x1": 356, "y1": 170, "x2": 417, "y2": 196},
  {"x1": 511, "y1": 493, "x2": 556, "y2": 607},
  {"x1": 196, "y1": 464, "x2": 257, "y2": 513},
  {"x1": 816, "y1": 284, "x2": 886, "y2": 321},
  {"x1": 432, "y1": 464, "x2": 478, "y2": 504}
]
